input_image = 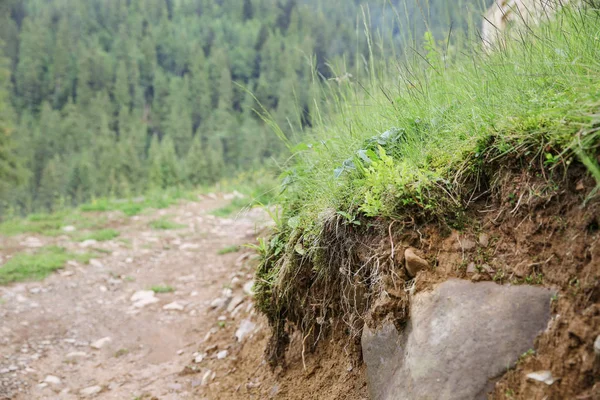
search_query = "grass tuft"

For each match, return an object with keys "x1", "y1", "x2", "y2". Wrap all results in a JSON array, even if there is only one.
[
  {"x1": 150, "y1": 285, "x2": 174, "y2": 293},
  {"x1": 74, "y1": 229, "x2": 120, "y2": 242},
  {"x1": 149, "y1": 218, "x2": 186, "y2": 230},
  {"x1": 218, "y1": 245, "x2": 240, "y2": 255},
  {"x1": 0, "y1": 247, "x2": 93, "y2": 285}
]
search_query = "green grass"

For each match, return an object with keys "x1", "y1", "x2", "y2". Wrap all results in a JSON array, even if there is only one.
[
  {"x1": 218, "y1": 245, "x2": 240, "y2": 255},
  {"x1": 210, "y1": 169, "x2": 278, "y2": 217},
  {"x1": 150, "y1": 285, "x2": 174, "y2": 293},
  {"x1": 0, "y1": 247, "x2": 93, "y2": 285},
  {"x1": 0, "y1": 211, "x2": 107, "y2": 237},
  {"x1": 253, "y1": 6, "x2": 600, "y2": 364},
  {"x1": 267, "y1": 6, "x2": 600, "y2": 244},
  {"x1": 74, "y1": 229, "x2": 120, "y2": 242},
  {"x1": 80, "y1": 187, "x2": 198, "y2": 216},
  {"x1": 149, "y1": 218, "x2": 186, "y2": 230},
  {"x1": 210, "y1": 197, "x2": 250, "y2": 217}
]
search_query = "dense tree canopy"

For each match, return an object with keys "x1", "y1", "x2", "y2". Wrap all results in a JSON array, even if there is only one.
[{"x1": 0, "y1": 0, "x2": 490, "y2": 215}]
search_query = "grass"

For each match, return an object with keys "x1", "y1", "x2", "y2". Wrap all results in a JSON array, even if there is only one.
[
  {"x1": 210, "y1": 169, "x2": 278, "y2": 217},
  {"x1": 211, "y1": 197, "x2": 250, "y2": 217},
  {"x1": 79, "y1": 187, "x2": 198, "y2": 216},
  {"x1": 0, "y1": 211, "x2": 107, "y2": 237},
  {"x1": 149, "y1": 218, "x2": 186, "y2": 230},
  {"x1": 0, "y1": 246, "x2": 94, "y2": 285},
  {"x1": 150, "y1": 285, "x2": 174, "y2": 293},
  {"x1": 253, "y1": 5, "x2": 600, "y2": 365},
  {"x1": 74, "y1": 229, "x2": 120, "y2": 242},
  {"x1": 218, "y1": 245, "x2": 240, "y2": 255}
]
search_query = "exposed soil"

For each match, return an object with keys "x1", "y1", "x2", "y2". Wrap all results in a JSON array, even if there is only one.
[{"x1": 357, "y1": 165, "x2": 600, "y2": 399}]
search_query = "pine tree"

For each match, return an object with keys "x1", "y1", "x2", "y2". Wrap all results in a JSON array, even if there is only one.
[
  {"x1": 114, "y1": 61, "x2": 131, "y2": 112},
  {"x1": 165, "y1": 77, "x2": 193, "y2": 157},
  {"x1": 184, "y1": 134, "x2": 209, "y2": 186},
  {"x1": 0, "y1": 43, "x2": 20, "y2": 197},
  {"x1": 37, "y1": 155, "x2": 64, "y2": 212},
  {"x1": 189, "y1": 48, "x2": 211, "y2": 130}
]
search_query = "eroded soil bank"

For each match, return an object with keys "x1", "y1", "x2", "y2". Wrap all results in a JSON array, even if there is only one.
[{"x1": 1, "y1": 168, "x2": 598, "y2": 400}]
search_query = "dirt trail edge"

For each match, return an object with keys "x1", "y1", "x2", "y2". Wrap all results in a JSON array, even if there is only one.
[{"x1": 0, "y1": 195, "x2": 279, "y2": 399}]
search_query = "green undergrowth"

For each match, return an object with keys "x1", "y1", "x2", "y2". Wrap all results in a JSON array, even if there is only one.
[
  {"x1": 254, "y1": 6, "x2": 600, "y2": 365},
  {"x1": 218, "y1": 245, "x2": 240, "y2": 255},
  {"x1": 150, "y1": 285, "x2": 174, "y2": 293},
  {"x1": 0, "y1": 246, "x2": 93, "y2": 285},
  {"x1": 74, "y1": 229, "x2": 120, "y2": 242},
  {"x1": 149, "y1": 218, "x2": 186, "y2": 230},
  {"x1": 0, "y1": 211, "x2": 108, "y2": 237},
  {"x1": 79, "y1": 187, "x2": 199, "y2": 216}
]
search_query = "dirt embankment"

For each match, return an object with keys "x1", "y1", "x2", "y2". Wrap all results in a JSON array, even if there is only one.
[
  {"x1": 1, "y1": 166, "x2": 598, "y2": 400},
  {"x1": 239, "y1": 164, "x2": 599, "y2": 399}
]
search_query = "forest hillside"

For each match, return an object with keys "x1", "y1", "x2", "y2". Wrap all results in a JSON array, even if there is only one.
[{"x1": 0, "y1": 0, "x2": 490, "y2": 217}]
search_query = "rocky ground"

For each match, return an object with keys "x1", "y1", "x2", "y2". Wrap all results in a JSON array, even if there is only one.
[{"x1": 0, "y1": 194, "x2": 274, "y2": 399}]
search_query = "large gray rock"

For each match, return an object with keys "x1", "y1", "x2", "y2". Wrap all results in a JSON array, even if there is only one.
[{"x1": 362, "y1": 279, "x2": 554, "y2": 400}]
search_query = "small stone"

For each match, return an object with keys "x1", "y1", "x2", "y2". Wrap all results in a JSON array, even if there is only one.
[
  {"x1": 226, "y1": 296, "x2": 244, "y2": 313},
  {"x1": 62, "y1": 226, "x2": 76, "y2": 233},
  {"x1": 125, "y1": 257, "x2": 133, "y2": 263},
  {"x1": 594, "y1": 335, "x2": 600, "y2": 355},
  {"x1": 218, "y1": 315, "x2": 227, "y2": 321},
  {"x1": 163, "y1": 302, "x2": 185, "y2": 311},
  {"x1": 8, "y1": 365, "x2": 17, "y2": 372},
  {"x1": 404, "y1": 248, "x2": 429, "y2": 277},
  {"x1": 66, "y1": 351, "x2": 87, "y2": 359},
  {"x1": 79, "y1": 239, "x2": 98, "y2": 248},
  {"x1": 235, "y1": 319, "x2": 256, "y2": 342},
  {"x1": 460, "y1": 238, "x2": 477, "y2": 251},
  {"x1": 478, "y1": 233, "x2": 489, "y2": 248},
  {"x1": 90, "y1": 337, "x2": 111, "y2": 350},
  {"x1": 576, "y1": 180, "x2": 585, "y2": 191},
  {"x1": 130, "y1": 290, "x2": 158, "y2": 308},
  {"x1": 177, "y1": 349, "x2": 184, "y2": 355},
  {"x1": 99, "y1": 286, "x2": 108, "y2": 292},
  {"x1": 0, "y1": 368, "x2": 9, "y2": 374},
  {"x1": 201, "y1": 370, "x2": 212, "y2": 386},
  {"x1": 466, "y1": 263, "x2": 476, "y2": 274},
  {"x1": 526, "y1": 370, "x2": 556, "y2": 385},
  {"x1": 243, "y1": 280, "x2": 254, "y2": 295},
  {"x1": 37, "y1": 383, "x2": 48, "y2": 389},
  {"x1": 80, "y1": 385, "x2": 102, "y2": 396},
  {"x1": 29, "y1": 287, "x2": 42, "y2": 294},
  {"x1": 89, "y1": 259, "x2": 104, "y2": 268},
  {"x1": 194, "y1": 354, "x2": 205, "y2": 363},
  {"x1": 44, "y1": 375, "x2": 62, "y2": 385},
  {"x1": 210, "y1": 298, "x2": 227, "y2": 310},
  {"x1": 179, "y1": 243, "x2": 200, "y2": 250},
  {"x1": 217, "y1": 350, "x2": 228, "y2": 359}
]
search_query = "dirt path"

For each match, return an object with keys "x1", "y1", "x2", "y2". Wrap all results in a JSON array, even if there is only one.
[{"x1": 0, "y1": 195, "x2": 271, "y2": 399}]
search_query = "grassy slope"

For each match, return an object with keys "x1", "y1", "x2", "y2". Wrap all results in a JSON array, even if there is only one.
[{"x1": 255, "y1": 6, "x2": 600, "y2": 363}]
